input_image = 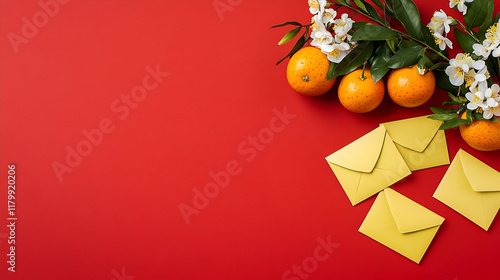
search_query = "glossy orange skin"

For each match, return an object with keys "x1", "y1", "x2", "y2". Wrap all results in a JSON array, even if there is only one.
[
  {"x1": 286, "y1": 47, "x2": 336, "y2": 96},
  {"x1": 387, "y1": 66, "x2": 436, "y2": 108},
  {"x1": 338, "y1": 69, "x2": 385, "y2": 113},
  {"x1": 460, "y1": 114, "x2": 500, "y2": 151}
]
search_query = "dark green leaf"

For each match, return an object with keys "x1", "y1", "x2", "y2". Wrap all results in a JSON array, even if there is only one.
[
  {"x1": 270, "y1": 21, "x2": 302, "y2": 29},
  {"x1": 370, "y1": 43, "x2": 393, "y2": 83},
  {"x1": 372, "y1": 0, "x2": 384, "y2": 10},
  {"x1": 386, "y1": 46, "x2": 423, "y2": 69},
  {"x1": 276, "y1": 34, "x2": 305, "y2": 65},
  {"x1": 398, "y1": 40, "x2": 420, "y2": 49},
  {"x1": 421, "y1": 24, "x2": 440, "y2": 52},
  {"x1": 494, "y1": 11, "x2": 500, "y2": 24},
  {"x1": 453, "y1": 27, "x2": 478, "y2": 53},
  {"x1": 477, "y1": 0, "x2": 494, "y2": 41},
  {"x1": 278, "y1": 27, "x2": 301, "y2": 45},
  {"x1": 466, "y1": 109, "x2": 473, "y2": 124},
  {"x1": 439, "y1": 118, "x2": 469, "y2": 130},
  {"x1": 429, "y1": 62, "x2": 449, "y2": 71},
  {"x1": 430, "y1": 107, "x2": 460, "y2": 114},
  {"x1": 435, "y1": 71, "x2": 459, "y2": 94},
  {"x1": 472, "y1": 113, "x2": 499, "y2": 121},
  {"x1": 443, "y1": 100, "x2": 462, "y2": 106},
  {"x1": 362, "y1": 0, "x2": 386, "y2": 24},
  {"x1": 429, "y1": 113, "x2": 459, "y2": 121},
  {"x1": 329, "y1": 41, "x2": 374, "y2": 79},
  {"x1": 352, "y1": 21, "x2": 370, "y2": 29},
  {"x1": 327, "y1": 62, "x2": 337, "y2": 80},
  {"x1": 464, "y1": 0, "x2": 491, "y2": 29},
  {"x1": 351, "y1": 24, "x2": 399, "y2": 41},
  {"x1": 353, "y1": 0, "x2": 368, "y2": 12},
  {"x1": 393, "y1": 0, "x2": 422, "y2": 40}
]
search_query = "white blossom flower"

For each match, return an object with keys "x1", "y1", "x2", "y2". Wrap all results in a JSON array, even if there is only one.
[
  {"x1": 433, "y1": 33, "x2": 453, "y2": 50},
  {"x1": 483, "y1": 105, "x2": 500, "y2": 119},
  {"x1": 465, "y1": 85, "x2": 487, "y2": 110},
  {"x1": 311, "y1": 29, "x2": 334, "y2": 48},
  {"x1": 449, "y1": 0, "x2": 474, "y2": 15},
  {"x1": 311, "y1": 14, "x2": 324, "y2": 33},
  {"x1": 308, "y1": 0, "x2": 327, "y2": 15},
  {"x1": 445, "y1": 53, "x2": 474, "y2": 86},
  {"x1": 473, "y1": 43, "x2": 492, "y2": 58},
  {"x1": 322, "y1": 8, "x2": 337, "y2": 25},
  {"x1": 321, "y1": 42, "x2": 350, "y2": 63},
  {"x1": 485, "y1": 84, "x2": 500, "y2": 107},
  {"x1": 334, "y1": 13, "x2": 354, "y2": 38},
  {"x1": 428, "y1": 9, "x2": 452, "y2": 35}
]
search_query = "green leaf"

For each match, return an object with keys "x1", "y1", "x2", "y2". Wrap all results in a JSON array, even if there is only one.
[
  {"x1": 428, "y1": 113, "x2": 459, "y2": 121},
  {"x1": 329, "y1": 41, "x2": 374, "y2": 79},
  {"x1": 398, "y1": 40, "x2": 420, "y2": 49},
  {"x1": 327, "y1": 62, "x2": 337, "y2": 80},
  {"x1": 453, "y1": 27, "x2": 478, "y2": 53},
  {"x1": 429, "y1": 62, "x2": 449, "y2": 71},
  {"x1": 435, "y1": 70, "x2": 459, "y2": 95},
  {"x1": 351, "y1": 24, "x2": 399, "y2": 41},
  {"x1": 276, "y1": 34, "x2": 305, "y2": 65},
  {"x1": 466, "y1": 109, "x2": 473, "y2": 124},
  {"x1": 443, "y1": 100, "x2": 462, "y2": 106},
  {"x1": 472, "y1": 113, "x2": 499, "y2": 121},
  {"x1": 372, "y1": 0, "x2": 384, "y2": 10},
  {"x1": 352, "y1": 21, "x2": 370, "y2": 29},
  {"x1": 352, "y1": 0, "x2": 368, "y2": 12},
  {"x1": 439, "y1": 118, "x2": 469, "y2": 130},
  {"x1": 477, "y1": 0, "x2": 494, "y2": 41},
  {"x1": 494, "y1": 11, "x2": 500, "y2": 24},
  {"x1": 370, "y1": 43, "x2": 393, "y2": 83},
  {"x1": 278, "y1": 27, "x2": 301, "y2": 45},
  {"x1": 430, "y1": 107, "x2": 460, "y2": 114},
  {"x1": 386, "y1": 46, "x2": 423, "y2": 69},
  {"x1": 270, "y1": 21, "x2": 302, "y2": 29},
  {"x1": 393, "y1": 0, "x2": 422, "y2": 40},
  {"x1": 464, "y1": 0, "x2": 491, "y2": 29},
  {"x1": 386, "y1": 38, "x2": 397, "y2": 54},
  {"x1": 362, "y1": 0, "x2": 387, "y2": 24},
  {"x1": 421, "y1": 24, "x2": 440, "y2": 52}
]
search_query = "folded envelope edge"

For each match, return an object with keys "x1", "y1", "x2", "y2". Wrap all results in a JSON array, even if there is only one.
[{"x1": 381, "y1": 117, "x2": 442, "y2": 153}]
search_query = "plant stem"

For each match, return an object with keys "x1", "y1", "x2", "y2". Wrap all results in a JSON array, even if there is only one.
[
  {"x1": 455, "y1": 20, "x2": 481, "y2": 43},
  {"x1": 335, "y1": 1, "x2": 449, "y2": 61}
]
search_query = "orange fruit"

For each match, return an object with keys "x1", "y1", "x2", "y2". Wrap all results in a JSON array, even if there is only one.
[
  {"x1": 460, "y1": 114, "x2": 500, "y2": 151},
  {"x1": 387, "y1": 65, "x2": 436, "y2": 108},
  {"x1": 286, "y1": 47, "x2": 336, "y2": 96},
  {"x1": 337, "y1": 68, "x2": 385, "y2": 113}
]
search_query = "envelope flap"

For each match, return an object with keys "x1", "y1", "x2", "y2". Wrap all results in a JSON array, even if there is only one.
[
  {"x1": 325, "y1": 126, "x2": 386, "y2": 173},
  {"x1": 459, "y1": 149, "x2": 500, "y2": 192},
  {"x1": 381, "y1": 116, "x2": 441, "y2": 152},
  {"x1": 385, "y1": 188, "x2": 444, "y2": 233}
]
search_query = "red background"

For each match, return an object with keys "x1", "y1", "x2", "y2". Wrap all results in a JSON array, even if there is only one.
[{"x1": 1, "y1": 0, "x2": 499, "y2": 279}]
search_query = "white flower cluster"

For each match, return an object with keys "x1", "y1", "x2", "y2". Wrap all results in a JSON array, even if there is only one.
[
  {"x1": 449, "y1": 0, "x2": 474, "y2": 15},
  {"x1": 428, "y1": 10, "x2": 453, "y2": 51},
  {"x1": 445, "y1": 53, "x2": 500, "y2": 119},
  {"x1": 473, "y1": 21, "x2": 500, "y2": 59},
  {"x1": 308, "y1": 0, "x2": 356, "y2": 63}
]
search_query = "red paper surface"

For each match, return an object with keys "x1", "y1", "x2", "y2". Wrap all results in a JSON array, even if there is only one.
[{"x1": 0, "y1": 0, "x2": 499, "y2": 279}]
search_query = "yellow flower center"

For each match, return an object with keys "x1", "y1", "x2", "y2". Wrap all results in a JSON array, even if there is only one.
[
  {"x1": 329, "y1": 48, "x2": 341, "y2": 59},
  {"x1": 308, "y1": 0, "x2": 319, "y2": 10},
  {"x1": 486, "y1": 24, "x2": 499, "y2": 41}
]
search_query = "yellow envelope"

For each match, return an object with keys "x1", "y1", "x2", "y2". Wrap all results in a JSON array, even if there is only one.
[
  {"x1": 359, "y1": 188, "x2": 444, "y2": 264},
  {"x1": 325, "y1": 126, "x2": 411, "y2": 206},
  {"x1": 433, "y1": 149, "x2": 500, "y2": 231},
  {"x1": 380, "y1": 116, "x2": 450, "y2": 171}
]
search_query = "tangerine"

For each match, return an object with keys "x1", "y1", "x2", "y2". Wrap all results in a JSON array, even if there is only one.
[
  {"x1": 286, "y1": 47, "x2": 336, "y2": 96},
  {"x1": 387, "y1": 65, "x2": 436, "y2": 108},
  {"x1": 460, "y1": 114, "x2": 500, "y2": 151},
  {"x1": 337, "y1": 68, "x2": 385, "y2": 113}
]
